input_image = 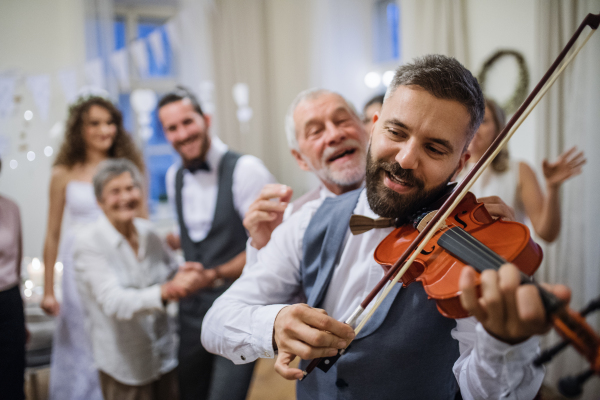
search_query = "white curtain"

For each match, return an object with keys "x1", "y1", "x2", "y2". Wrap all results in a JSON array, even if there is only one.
[
  {"x1": 535, "y1": 1, "x2": 600, "y2": 398},
  {"x1": 400, "y1": 0, "x2": 470, "y2": 67},
  {"x1": 209, "y1": 0, "x2": 271, "y2": 162},
  {"x1": 84, "y1": 0, "x2": 116, "y2": 97}
]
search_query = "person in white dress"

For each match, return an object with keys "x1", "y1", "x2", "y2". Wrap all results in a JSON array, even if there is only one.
[
  {"x1": 41, "y1": 95, "x2": 146, "y2": 400},
  {"x1": 460, "y1": 98, "x2": 586, "y2": 242}
]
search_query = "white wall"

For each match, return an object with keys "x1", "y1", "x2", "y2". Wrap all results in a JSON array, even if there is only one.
[{"x1": 0, "y1": 0, "x2": 85, "y2": 259}]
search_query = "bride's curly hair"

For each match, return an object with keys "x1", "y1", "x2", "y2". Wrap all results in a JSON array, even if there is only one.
[{"x1": 53, "y1": 96, "x2": 144, "y2": 172}]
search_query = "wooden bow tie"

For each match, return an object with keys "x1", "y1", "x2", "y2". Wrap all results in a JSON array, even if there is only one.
[{"x1": 349, "y1": 215, "x2": 394, "y2": 235}]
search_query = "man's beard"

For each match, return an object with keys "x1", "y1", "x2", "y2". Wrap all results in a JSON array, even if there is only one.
[
  {"x1": 180, "y1": 132, "x2": 210, "y2": 167},
  {"x1": 365, "y1": 147, "x2": 455, "y2": 219},
  {"x1": 305, "y1": 139, "x2": 366, "y2": 189}
]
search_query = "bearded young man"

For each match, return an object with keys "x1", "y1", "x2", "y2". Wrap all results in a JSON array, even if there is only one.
[
  {"x1": 201, "y1": 56, "x2": 569, "y2": 399},
  {"x1": 158, "y1": 87, "x2": 276, "y2": 400}
]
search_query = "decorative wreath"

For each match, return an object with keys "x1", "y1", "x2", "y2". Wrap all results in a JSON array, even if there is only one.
[{"x1": 477, "y1": 49, "x2": 530, "y2": 115}]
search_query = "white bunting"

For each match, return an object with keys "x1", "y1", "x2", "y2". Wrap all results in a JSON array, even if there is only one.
[
  {"x1": 164, "y1": 20, "x2": 181, "y2": 51},
  {"x1": 84, "y1": 59, "x2": 106, "y2": 90},
  {"x1": 130, "y1": 39, "x2": 150, "y2": 78},
  {"x1": 110, "y1": 48, "x2": 130, "y2": 91},
  {"x1": 148, "y1": 29, "x2": 166, "y2": 69},
  {"x1": 26, "y1": 74, "x2": 51, "y2": 121},
  {"x1": 0, "y1": 76, "x2": 17, "y2": 120},
  {"x1": 57, "y1": 68, "x2": 78, "y2": 103}
]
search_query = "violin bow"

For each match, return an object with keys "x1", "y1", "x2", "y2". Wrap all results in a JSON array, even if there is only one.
[{"x1": 303, "y1": 11, "x2": 600, "y2": 377}]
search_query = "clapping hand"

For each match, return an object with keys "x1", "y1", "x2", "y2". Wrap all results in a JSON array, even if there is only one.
[
  {"x1": 542, "y1": 147, "x2": 586, "y2": 188},
  {"x1": 243, "y1": 184, "x2": 293, "y2": 250}
]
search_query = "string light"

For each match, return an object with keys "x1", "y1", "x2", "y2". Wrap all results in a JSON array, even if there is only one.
[
  {"x1": 27, "y1": 151, "x2": 35, "y2": 161},
  {"x1": 364, "y1": 72, "x2": 381, "y2": 88},
  {"x1": 44, "y1": 146, "x2": 53, "y2": 157},
  {"x1": 24, "y1": 110, "x2": 33, "y2": 121},
  {"x1": 382, "y1": 70, "x2": 395, "y2": 87}
]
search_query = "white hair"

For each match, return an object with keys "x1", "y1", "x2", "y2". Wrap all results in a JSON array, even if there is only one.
[
  {"x1": 284, "y1": 88, "x2": 359, "y2": 150},
  {"x1": 93, "y1": 158, "x2": 143, "y2": 201}
]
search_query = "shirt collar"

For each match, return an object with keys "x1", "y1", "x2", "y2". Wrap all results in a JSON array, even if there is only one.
[
  {"x1": 196, "y1": 135, "x2": 227, "y2": 174},
  {"x1": 96, "y1": 213, "x2": 148, "y2": 254}
]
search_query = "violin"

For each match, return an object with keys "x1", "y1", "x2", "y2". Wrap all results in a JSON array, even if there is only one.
[
  {"x1": 302, "y1": 11, "x2": 600, "y2": 397},
  {"x1": 373, "y1": 191, "x2": 542, "y2": 319}
]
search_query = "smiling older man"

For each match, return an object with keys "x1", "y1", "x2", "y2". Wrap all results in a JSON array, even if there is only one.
[{"x1": 242, "y1": 89, "x2": 369, "y2": 254}]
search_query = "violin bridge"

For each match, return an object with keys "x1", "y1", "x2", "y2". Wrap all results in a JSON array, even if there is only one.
[{"x1": 416, "y1": 210, "x2": 447, "y2": 233}]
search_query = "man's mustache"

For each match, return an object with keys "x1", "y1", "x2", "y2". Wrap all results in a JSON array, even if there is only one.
[
  {"x1": 321, "y1": 139, "x2": 364, "y2": 163},
  {"x1": 380, "y1": 162, "x2": 424, "y2": 189}
]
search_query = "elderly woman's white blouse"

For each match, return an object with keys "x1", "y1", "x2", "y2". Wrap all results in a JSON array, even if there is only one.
[{"x1": 74, "y1": 214, "x2": 178, "y2": 386}]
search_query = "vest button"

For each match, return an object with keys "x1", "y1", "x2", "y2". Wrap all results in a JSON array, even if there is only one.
[
  {"x1": 335, "y1": 378, "x2": 348, "y2": 388},
  {"x1": 241, "y1": 355, "x2": 246, "y2": 361}
]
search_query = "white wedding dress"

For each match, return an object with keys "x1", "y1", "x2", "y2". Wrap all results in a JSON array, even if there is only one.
[{"x1": 48, "y1": 181, "x2": 103, "y2": 400}]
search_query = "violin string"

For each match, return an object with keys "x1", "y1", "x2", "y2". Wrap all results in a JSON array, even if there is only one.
[{"x1": 441, "y1": 228, "x2": 506, "y2": 271}]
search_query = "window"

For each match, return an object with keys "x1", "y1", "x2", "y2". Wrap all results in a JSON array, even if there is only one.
[
  {"x1": 373, "y1": 0, "x2": 401, "y2": 64},
  {"x1": 114, "y1": 5, "x2": 178, "y2": 209}
]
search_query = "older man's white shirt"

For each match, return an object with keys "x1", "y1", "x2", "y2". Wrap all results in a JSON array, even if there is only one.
[
  {"x1": 74, "y1": 215, "x2": 178, "y2": 386},
  {"x1": 201, "y1": 189, "x2": 544, "y2": 400}
]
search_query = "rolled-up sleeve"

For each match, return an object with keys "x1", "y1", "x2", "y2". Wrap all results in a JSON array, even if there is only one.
[{"x1": 452, "y1": 318, "x2": 544, "y2": 399}]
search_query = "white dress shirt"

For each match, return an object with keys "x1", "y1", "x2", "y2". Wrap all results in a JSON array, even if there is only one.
[
  {"x1": 202, "y1": 189, "x2": 544, "y2": 400},
  {"x1": 74, "y1": 215, "x2": 179, "y2": 386},
  {"x1": 166, "y1": 136, "x2": 276, "y2": 241}
]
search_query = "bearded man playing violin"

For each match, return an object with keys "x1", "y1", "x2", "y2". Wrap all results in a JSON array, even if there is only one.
[{"x1": 201, "y1": 55, "x2": 570, "y2": 400}]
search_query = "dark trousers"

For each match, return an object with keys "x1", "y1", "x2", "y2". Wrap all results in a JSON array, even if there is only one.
[
  {"x1": 0, "y1": 285, "x2": 26, "y2": 400},
  {"x1": 178, "y1": 290, "x2": 255, "y2": 400}
]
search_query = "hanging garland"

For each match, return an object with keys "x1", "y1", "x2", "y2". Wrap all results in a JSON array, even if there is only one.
[{"x1": 477, "y1": 49, "x2": 530, "y2": 114}]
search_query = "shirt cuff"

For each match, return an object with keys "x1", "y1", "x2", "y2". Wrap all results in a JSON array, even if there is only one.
[
  {"x1": 475, "y1": 323, "x2": 539, "y2": 364},
  {"x1": 245, "y1": 238, "x2": 259, "y2": 267},
  {"x1": 251, "y1": 304, "x2": 288, "y2": 358},
  {"x1": 139, "y1": 284, "x2": 164, "y2": 311}
]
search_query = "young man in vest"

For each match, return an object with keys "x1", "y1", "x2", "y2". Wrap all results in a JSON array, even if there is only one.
[
  {"x1": 158, "y1": 87, "x2": 276, "y2": 400},
  {"x1": 201, "y1": 56, "x2": 567, "y2": 399}
]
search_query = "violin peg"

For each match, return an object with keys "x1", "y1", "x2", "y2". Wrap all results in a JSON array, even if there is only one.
[
  {"x1": 580, "y1": 295, "x2": 600, "y2": 317},
  {"x1": 558, "y1": 368, "x2": 595, "y2": 398},
  {"x1": 533, "y1": 340, "x2": 569, "y2": 366}
]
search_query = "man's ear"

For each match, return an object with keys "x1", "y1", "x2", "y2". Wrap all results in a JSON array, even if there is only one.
[
  {"x1": 203, "y1": 114, "x2": 212, "y2": 128},
  {"x1": 452, "y1": 151, "x2": 471, "y2": 181},
  {"x1": 291, "y1": 149, "x2": 310, "y2": 172},
  {"x1": 370, "y1": 112, "x2": 380, "y2": 136}
]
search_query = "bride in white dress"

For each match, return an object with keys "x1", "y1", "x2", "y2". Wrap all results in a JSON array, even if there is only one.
[{"x1": 41, "y1": 96, "x2": 146, "y2": 400}]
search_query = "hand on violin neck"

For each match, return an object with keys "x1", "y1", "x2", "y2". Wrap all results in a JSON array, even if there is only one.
[
  {"x1": 459, "y1": 264, "x2": 571, "y2": 345},
  {"x1": 273, "y1": 303, "x2": 355, "y2": 380},
  {"x1": 477, "y1": 196, "x2": 516, "y2": 221}
]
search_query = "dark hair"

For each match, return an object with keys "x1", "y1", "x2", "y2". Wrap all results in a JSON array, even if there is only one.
[
  {"x1": 53, "y1": 97, "x2": 144, "y2": 172},
  {"x1": 485, "y1": 98, "x2": 510, "y2": 173},
  {"x1": 363, "y1": 94, "x2": 385, "y2": 113},
  {"x1": 385, "y1": 55, "x2": 485, "y2": 143},
  {"x1": 157, "y1": 86, "x2": 204, "y2": 116}
]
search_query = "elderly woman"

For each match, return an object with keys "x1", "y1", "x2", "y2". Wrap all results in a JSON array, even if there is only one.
[{"x1": 74, "y1": 159, "x2": 206, "y2": 400}]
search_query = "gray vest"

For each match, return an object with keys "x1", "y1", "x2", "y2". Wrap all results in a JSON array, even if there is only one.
[
  {"x1": 297, "y1": 189, "x2": 460, "y2": 400},
  {"x1": 175, "y1": 151, "x2": 248, "y2": 349}
]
